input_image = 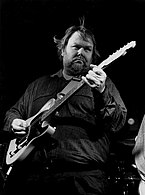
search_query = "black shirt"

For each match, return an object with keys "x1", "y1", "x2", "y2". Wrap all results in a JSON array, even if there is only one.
[{"x1": 3, "y1": 69, "x2": 127, "y2": 168}]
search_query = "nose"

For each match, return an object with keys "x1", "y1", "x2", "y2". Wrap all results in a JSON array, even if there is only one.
[{"x1": 77, "y1": 48, "x2": 84, "y2": 55}]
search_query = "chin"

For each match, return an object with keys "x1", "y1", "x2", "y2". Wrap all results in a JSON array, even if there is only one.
[
  {"x1": 66, "y1": 62, "x2": 89, "y2": 76},
  {"x1": 71, "y1": 67, "x2": 89, "y2": 76}
]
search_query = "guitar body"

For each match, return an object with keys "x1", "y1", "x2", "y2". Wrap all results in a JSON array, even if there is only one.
[
  {"x1": 6, "y1": 124, "x2": 56, "y2": 165},
  {"x1": 6, "y1": 98, "x2": 56, "y2": 165},
  {"x1": 6, "y1": 139, "x2": 34, "y2": 165}
]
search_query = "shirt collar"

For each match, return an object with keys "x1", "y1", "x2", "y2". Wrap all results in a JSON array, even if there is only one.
[{"x1": 51, "y1": 69, "x2": 72, "y2": 80}]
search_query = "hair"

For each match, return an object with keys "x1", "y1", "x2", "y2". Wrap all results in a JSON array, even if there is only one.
[{"x1": 53, "y1": 17, "x2": 100, "y2": 64}]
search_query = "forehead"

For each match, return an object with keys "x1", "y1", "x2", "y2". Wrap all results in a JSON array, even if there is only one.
[{"x1": 68, "y1": 31, "x2": 93, "y2": 47}]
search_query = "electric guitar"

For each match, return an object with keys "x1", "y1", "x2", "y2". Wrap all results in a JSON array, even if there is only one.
[{"x1": 6, "y1": 41, "x2": 136, "y2": 165}]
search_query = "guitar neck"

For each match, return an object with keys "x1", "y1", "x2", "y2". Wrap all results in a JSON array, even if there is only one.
[
  {"x1": 40, "y1": 58, "x2": 110, "y2": 122},
  {"x1": 38, "y1": 41, "x2": 136, "y2": 123},
  {"x1": 41, "y1": 79, "x2": 85, "y2": 121}
]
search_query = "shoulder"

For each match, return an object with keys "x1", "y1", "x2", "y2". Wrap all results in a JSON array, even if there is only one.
[
  {"x1": 26, "y1": 70, "x2": 63, "y2": 94},
  {"x1": 30, "y1": 69, "x2": 63, "y2": 87}
]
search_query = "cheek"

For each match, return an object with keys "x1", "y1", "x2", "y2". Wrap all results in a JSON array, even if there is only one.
[
  {"x1": 86, "y1": 55, "x2": 93, "y2": 63},
  {"x1": 63, "y1": 53, "x2": 72, "y2": 64},
  {"x1": 65, "y1": 50, "x2": 76, "y2": 59}
]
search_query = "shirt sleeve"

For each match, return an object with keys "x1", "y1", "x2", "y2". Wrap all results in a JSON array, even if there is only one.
[
  {"x1": 93, "y1": 77, "x2": 127, "y2": 133},
  {"x1": 3, "y1": 81, "x2": 36, "y2": 132}
]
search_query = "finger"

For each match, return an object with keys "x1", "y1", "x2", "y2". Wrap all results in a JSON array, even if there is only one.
[
  {"x1": 86, "y1": 73, "x2": 96, "y2": 82},
  {"x1": 93, "y1": 67, "x2": 103, "y2": 75},
  {"x1": 89, "y1": 66, "x2": 102, "y2": 76},
  {"x1": 12, "y1": 127, "x2": 27, "y2": 134},
  {"x1": 82, "y1": 76, "x2": 90, "y2": 85},
  {"x1": 14, "y1": 131, "x2": 26, "y2": 135},
  {"x1": 87, "y1": 71, "x2": 101, "y2": 81},
  {"x1": 90, "y1": 64, "x2": 102, "y2": 71},
  {"x1": 90, "y1": 64, "x2": 97, "y2": 68},
  {"x1": 20, "y1": 121, "x2": 27, "y2": 128},
  {"x1": 82, "y1": 76, "x2": 97, "y2": 88},
  {"x1": 12, "y1": 125, "x2": 26, "y2": 130},
  {"x1": 82, "y1": 76, "x2": 93, "y2": 86}
]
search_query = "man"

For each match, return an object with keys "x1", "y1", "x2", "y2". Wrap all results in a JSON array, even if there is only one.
[
  {"x1": 2, "y1": 21, "x2": 127, "y2": 195},
  {"x1": 132, "y1": 115, "x2": 145, "y2": 195}
]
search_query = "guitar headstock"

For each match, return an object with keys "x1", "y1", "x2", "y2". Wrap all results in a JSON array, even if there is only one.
[
  {"x1": 125, "y1": 41, "x2": 136, "y2": 49},
  {"x1": 120, "y1": 41, "x2": 136, "y2": 55},
  {"x1": 99, "y1": 41, "x2": 136, "y2": 69}
]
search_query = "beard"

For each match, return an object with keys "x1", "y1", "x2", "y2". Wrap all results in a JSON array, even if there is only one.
[{"x1": 63, "y1": 58, "x2": 90, "y2": 77}]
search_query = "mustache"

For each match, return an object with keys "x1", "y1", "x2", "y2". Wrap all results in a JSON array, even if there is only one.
[{"x1": 72, "y1": 56, "x2": 86, "y2": 63}]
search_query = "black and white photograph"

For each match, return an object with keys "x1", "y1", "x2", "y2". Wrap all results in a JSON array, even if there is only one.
[{"x1": 0, "y1": 0, "x2": 145, "y2": 194}]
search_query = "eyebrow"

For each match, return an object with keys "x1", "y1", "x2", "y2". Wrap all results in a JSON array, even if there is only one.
[{"x1": 73, "y1": 42, "x2": 93, "y2": 48}]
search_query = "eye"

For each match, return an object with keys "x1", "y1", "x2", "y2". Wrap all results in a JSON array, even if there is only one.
[
  {"x1": 85, "y1": 48, "x2": 92, "y2": 52},
  {"x1": 72, "y1": 46, "x2": 80, "y2": 50},
  {"x1": 85, "y1": 48, "x2": 91, "y2": 51}
]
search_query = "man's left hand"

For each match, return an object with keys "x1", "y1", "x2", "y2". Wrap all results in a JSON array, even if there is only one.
[{"x1": 82, "y1": 64, "x2": 106, "y2": 93}]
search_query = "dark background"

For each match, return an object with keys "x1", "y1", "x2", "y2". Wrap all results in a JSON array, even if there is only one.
[{"x1": 0, "y1": 0, "x2": 145, "y2": 149}]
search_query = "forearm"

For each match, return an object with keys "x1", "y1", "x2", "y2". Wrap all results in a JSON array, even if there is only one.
[
  {"x1": 3, "y1": 107, "x2": 23, "y2": 132},
  {"x1": 93, "y1": 84, "x2": 127, "y2": 132}
]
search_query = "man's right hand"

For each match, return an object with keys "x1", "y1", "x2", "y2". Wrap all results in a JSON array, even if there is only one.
[{"x1": 11, "y1": 118, "x2": 27, "y2": 135}]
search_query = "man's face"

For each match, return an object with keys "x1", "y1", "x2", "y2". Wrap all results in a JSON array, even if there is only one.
[{"x1": 62, "y1": 31, "x2": 94, "y2": 76}]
